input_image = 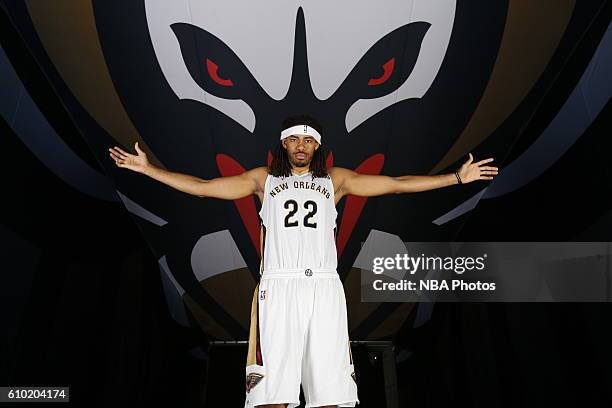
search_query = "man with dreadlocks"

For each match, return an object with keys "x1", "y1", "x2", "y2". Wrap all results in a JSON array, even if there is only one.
[{"x1": 108, "y1": 114, "x2": 498, "y2": 408}]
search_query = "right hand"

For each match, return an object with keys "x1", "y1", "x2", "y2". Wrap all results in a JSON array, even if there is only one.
[{"x1": 108, "y1": 142, "x2": 150, "y2": 174}]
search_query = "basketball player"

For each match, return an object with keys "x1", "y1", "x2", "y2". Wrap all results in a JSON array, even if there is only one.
[{"x1": 108, "y1": 114, "x2": 498, "y2": 408}]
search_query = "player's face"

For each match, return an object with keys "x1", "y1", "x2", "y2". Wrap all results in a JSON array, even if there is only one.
[{"x1": 282, "y1": 134, "x2": 319, "y2": 168}]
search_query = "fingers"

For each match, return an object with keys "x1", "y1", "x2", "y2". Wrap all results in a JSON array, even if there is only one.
[
  {"x1": 108, "y1": 150, "x2": 121, "y2": 161},
  {"x1": 111, "y1": 146, "x2": 132, "y2": 157},
  {"x1": 480, "y1": 168, "x2": 498, "y2": 174},
  {"x1": 109, "y1": 150, "x2": 124, "y2": 161},
  {"x1": 108, "y1": 147, "x2": 123, "y2": 158},
  {"x1": 108, "y1": 147, "x2": 129, "y2": 168},
  {"x1": 475, "y1": 157, "x2": 495, "y2": 166},
  {"x1": 466, "y1": 152, "x2": 474, "y2": 164}
]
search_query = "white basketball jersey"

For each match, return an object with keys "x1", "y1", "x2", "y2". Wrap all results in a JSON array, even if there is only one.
[{"x1": 258, "y1": 170, "x2": 338, "y2": 273}]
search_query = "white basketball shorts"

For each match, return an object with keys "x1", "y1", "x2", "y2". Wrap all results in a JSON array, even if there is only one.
[{"x1": 244, "y1": 267, "x2": 359, "y2": 408}]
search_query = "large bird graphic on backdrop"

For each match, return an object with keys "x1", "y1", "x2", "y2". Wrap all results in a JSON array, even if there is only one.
[{"x1": 2, "y1": 0, "x2": 609, "y2": 340}]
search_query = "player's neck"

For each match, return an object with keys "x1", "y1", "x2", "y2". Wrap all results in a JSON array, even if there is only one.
[{"x1": 291, "y1": 167, "x2": 311, "y2": 176}]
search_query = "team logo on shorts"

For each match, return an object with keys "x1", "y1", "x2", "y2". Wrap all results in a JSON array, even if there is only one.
[
  {"x1": 351, "y1": 371, "x2": 357, "y2": 384},
  {"x1": 259, "y1": 290, "x2": 266, "y2": 300},
  {"x1": 246, "y1": 373, "x2": 264, "y2": 393}
]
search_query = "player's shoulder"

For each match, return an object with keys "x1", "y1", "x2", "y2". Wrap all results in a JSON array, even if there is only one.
[
  {"x1": 328, "y1": 166, "x2": 356, "y2": 181},
  {"x1": 327, "y1": 166, "x2": 348, "y2": 190},
  {"x1": 328, "y1": 166, "x2": 351, "y2": 175},
  {"x1": 245, "y1": 166, "x2": 269, "y2": 187}
]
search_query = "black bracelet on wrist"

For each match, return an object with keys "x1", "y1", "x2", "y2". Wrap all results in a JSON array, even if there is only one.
[{"x1": 454, "y1": 171, "x2": 463, "y2": 184}]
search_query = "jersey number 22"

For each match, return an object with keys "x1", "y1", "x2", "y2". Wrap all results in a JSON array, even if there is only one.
[{"x1": 284, "y1": 199, "x2": 317, "y2": 228}]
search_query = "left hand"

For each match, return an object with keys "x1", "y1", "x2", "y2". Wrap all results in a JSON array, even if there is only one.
[{"x1": 457, "y1": 153, "x2": 498, "y2": 183}]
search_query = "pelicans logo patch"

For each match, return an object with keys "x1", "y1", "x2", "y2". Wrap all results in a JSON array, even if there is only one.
[{"x1": 246, "y1": 373, "x2": 264, "y2": 393}]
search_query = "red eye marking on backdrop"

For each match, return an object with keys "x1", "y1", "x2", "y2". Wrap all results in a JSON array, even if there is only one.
[
  {"x1": 206, "y1": 58, "x2": 234, "y2": 86},
  {"x1": 368, "y1": 57, "x2": 395, "y2": 86}
]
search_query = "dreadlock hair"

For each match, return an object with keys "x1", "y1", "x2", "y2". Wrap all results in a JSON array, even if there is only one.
[{"x1": 269, "y1": 114, "x2": 328, "y2": 180}]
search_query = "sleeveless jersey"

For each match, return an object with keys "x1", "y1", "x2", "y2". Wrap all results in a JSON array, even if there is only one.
[{"x1": 258, "y1": 170, "x2": 338, "y2": 273}]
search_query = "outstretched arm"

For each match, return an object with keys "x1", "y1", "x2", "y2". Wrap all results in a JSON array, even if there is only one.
[
  {"x1": 108, "y1": 142, "x2": 265, "y2": 200},
  {"x1": 333, "y1": 153, "x2": 498, "y2": 198}
]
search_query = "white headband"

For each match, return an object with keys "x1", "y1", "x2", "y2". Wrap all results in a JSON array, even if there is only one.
[{"x1": 280, "y1": 124, "x2": 322, "y2": 145}]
